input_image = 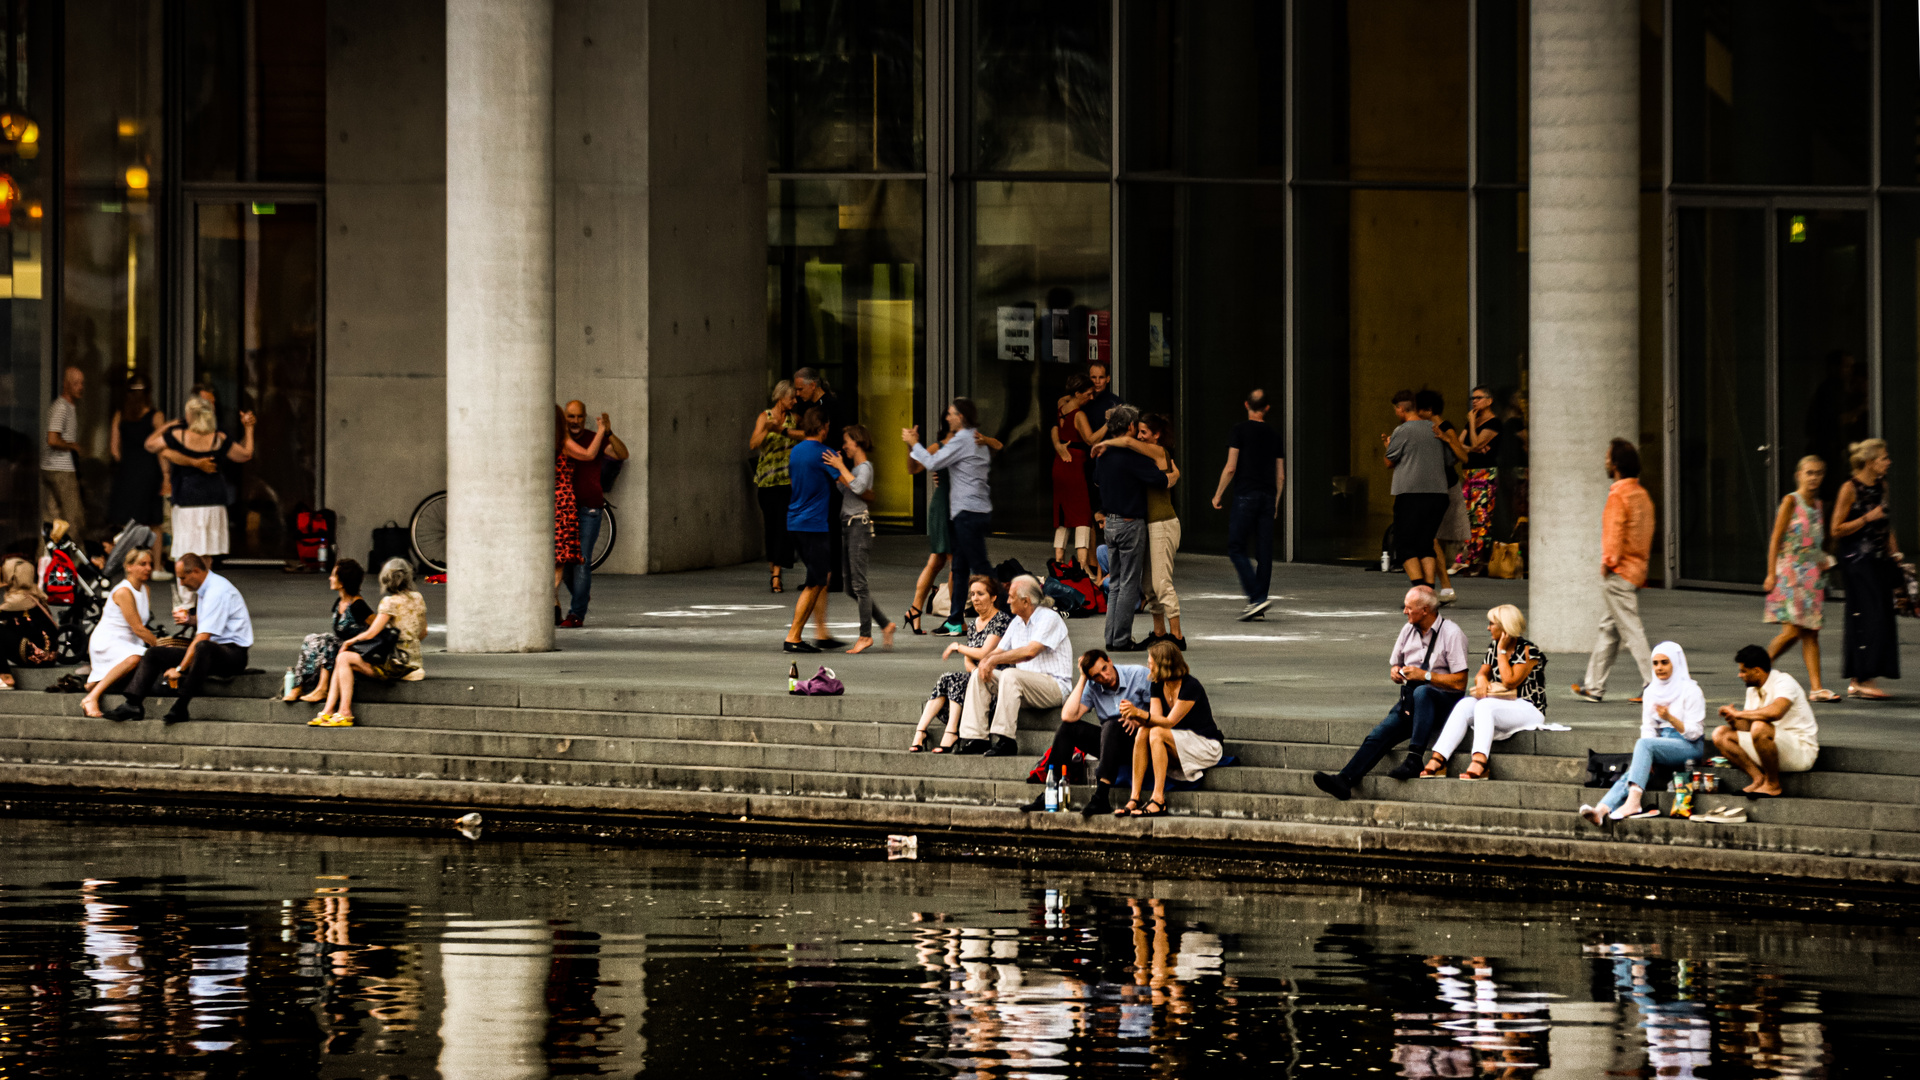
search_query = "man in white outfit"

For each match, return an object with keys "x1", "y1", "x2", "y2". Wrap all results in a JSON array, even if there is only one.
[{"x1": 955, "y1": 575, "x2": 1074, "y2": 757}]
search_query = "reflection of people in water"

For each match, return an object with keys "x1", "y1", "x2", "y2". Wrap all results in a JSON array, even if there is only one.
[{"x1": 1588, "y1": 940, "x2": 1826, "y2": 1079}]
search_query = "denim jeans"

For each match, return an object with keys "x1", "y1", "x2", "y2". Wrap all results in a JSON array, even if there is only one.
[
  {"x1": 1227, "y1": 490, "x2": 1276, "y2": 603},
  {"x1": 1103, "y1": 515, "x2": 1147, "y2": 649},
  {"x1": 948, "y1": 510, "x2": 992, "y2": 626},
  {"x1": 566, "y1": 507, "x2": 602, "y2": 618},
  {"x1": 1599, "y1": 728, "x2": 1703, "y2": 811},
  {"x1": 1336, "y1": 684, "x2": 1464, "y2": 786}
]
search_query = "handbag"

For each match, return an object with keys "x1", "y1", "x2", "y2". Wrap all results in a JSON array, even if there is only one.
[
  {"x1": 350, "y1": 624, "x2": 400, "y2": 665},
  {"x1": 788, "y1": 666, "x2": 844, "y2": 696},
  {"x1": 1584, "y1": 747, "x2": 1692, "y2": 791},
  {"x1": 1488, "y1": 542, "x2": 1525, "y2": 579}
]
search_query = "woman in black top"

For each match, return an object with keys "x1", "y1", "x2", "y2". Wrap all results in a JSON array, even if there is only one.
[
  {"x1": 0, "y1": 557, "x2": 59, "y2": 686},
  {"x1": 1116, "y1": 641, "x2": 1226, "y2": 817},
  {"x1": 1831, "y1": 438, "x2": 1901, "y2": 698},
  {"x1": 284, "y1": 558, "x2": 376, "y2": 703},
  {"x1": 1456, "y1": 385, "x2": 1503, "y2": 575}
]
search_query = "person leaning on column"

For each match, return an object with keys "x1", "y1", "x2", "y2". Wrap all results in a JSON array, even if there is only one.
[{"x1": 1572, "y1": 438, "x2": 1656, "y2": 704}]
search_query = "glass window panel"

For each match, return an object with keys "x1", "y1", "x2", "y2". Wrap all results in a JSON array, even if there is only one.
[
  {"x1": 1295, "y1": 0, "x2": 1468, "y2": 184},
  {"x1": 1123, "y1": 0, "x2": 1285, "y2": 179},
  {"x1": 1882, "y1": 0, "x2": 1920, "y2": 187},
  {"x1": 767, "y1": 178, "x2": 924, "y2": 526},
  {"x1": 182, "y1": 0, "x2": 243, "y2": 183},
  {"x1": 1671, "y1": 0, "x2": 1870, "y2": 186},
  {"x1": 971, "y1": 0, "x2": 1110, "y2": 172},
  {"x1": 1882, "y1": 196, "x2": 1920, "y2": 546},
  {"x1": 965, "y1": 181, "x2": 1109, "y2": 536},
  {"x1": 1777, "y1": 208, "x2": 1868, "y2": 506},
  {"x1": 1293, "y1": 187, "x2": 1469, "y2": 562},
  {"x1": 0, "y1": 0, "x2": 56, "y2": 552},
  {"x1": 255, "y1": 1, "x2": 326, "y2": 181},
  {"x1": 767, "y1": 0, "x2": 923, "y2": 172},
  {"x1": 1474, "y1": 0, "x2": 1526, "y2": 185}
]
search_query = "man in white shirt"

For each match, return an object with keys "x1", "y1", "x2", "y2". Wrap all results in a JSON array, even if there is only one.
[
  {"x1": 956, "y1": 575, "x2": 1074, "y2": 757},
  {"x1": 1713, "y1": 644, "x2": 1820, "y2": 797},
  {"x1": 107, "y1": 553, "x2": 254, "y2": 726},
  {"x1": 41, "y1": 365, "x2": 87, "y2": 543}
]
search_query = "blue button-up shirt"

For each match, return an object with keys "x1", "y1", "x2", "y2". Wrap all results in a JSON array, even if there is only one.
[
  {"x1": 194, "y1": 571, "x2": 254, "y2": 648},
  {"x1": 909, "y1": 428, "x2": 991, "y2": 518}
]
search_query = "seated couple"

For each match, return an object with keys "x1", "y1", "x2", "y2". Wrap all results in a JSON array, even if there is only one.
[
  {"x1": 96, "y1": 553, "x2": 253, "y2": 726},
  {"x1": 1023, "y1": 642, "x2": 1225, "y2": 818},
  {"x1": 1313, "y1": 589, "x2": 1550, "y2": 800},
  {"x1": 1580, "y1": 643, "x2": 1819, "y2": 824},
  {"x1": 911, "y1": 574, "x2": 1073, "y2": 757}
]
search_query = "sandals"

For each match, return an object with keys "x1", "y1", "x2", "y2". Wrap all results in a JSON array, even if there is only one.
[
  {"x1": 1132, "y1": 798, "x2": 1167, "y2": 818},
  {"x1": 904, "y1": 607, "x2": 926, "y2": 635},
  {"x1": 770, "y1": 569, "x2": 783, "y2": 594},
  {"x1": 308, "y1": 713, "x2": 355, "y2": 728},
  {"x1": 1809, "y1": 688, "x2": 1842, "y2": 703},
  {"x1": 1113, "y1": 799, "x2": 1140, "y2": 817},
  {"x1": 1846, "y1": 684, "x2": 1890, "y2": 700},
  {"x1": 907, "y1": 730, "x2": 929, "y2": 752},
  {"x1": 1458, "y1": 759, "x2": 1489, "y2": 782},
  {"x1": 929, "y1": 734, "x2": 960, "y2": 754},
  {"x1": 1417, "y1": 755, "x2": 1448, "y2": 778}
]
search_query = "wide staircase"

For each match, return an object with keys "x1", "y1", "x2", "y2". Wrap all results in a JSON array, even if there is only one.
[{"x1": 0, "y1": 672, "x2": 1915, "y2": 889}]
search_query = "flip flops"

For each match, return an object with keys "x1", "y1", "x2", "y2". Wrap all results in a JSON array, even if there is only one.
[
  {"x1": 1609, "y1": 805, "x2": 1662, "y2": 820},
  {"x1": 1695, "y1": 805, "x2": 1749, "y2": 824}
]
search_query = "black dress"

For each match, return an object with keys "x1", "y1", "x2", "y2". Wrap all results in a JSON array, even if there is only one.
[
  {"x1": 108, "y1": 414, "x2": 165, "y2": 527},
  {"x1": 1840, "y1": 478, "x2": 1900, "y2": 681}
]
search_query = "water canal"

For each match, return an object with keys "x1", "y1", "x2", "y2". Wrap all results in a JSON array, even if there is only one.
[{"x1": 0, "y1": 819, "x2": 1913, "y2": 1077}]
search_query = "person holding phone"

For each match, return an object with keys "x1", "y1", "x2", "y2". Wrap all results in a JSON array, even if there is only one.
[{"x1": 1419, "y1": 604, "x2": 1548, "y2": 780}]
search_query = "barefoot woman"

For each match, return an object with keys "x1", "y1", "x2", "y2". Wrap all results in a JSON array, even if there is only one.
[{"x1": 81, "y1": 550, "x2": 162, "y2": 718}]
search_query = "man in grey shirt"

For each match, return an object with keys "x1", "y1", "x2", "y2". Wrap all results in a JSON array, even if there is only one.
[{"x1": 1381, "y1": 389, "x2": 1451, "y2": 589}]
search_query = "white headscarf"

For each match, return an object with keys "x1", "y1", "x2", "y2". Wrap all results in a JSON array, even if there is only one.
[{"x1": 1641, "y1": 640, "x2": 1705, "y2": 740}]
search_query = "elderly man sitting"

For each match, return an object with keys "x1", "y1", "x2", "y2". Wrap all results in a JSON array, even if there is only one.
[
  {"x1": 1712, "y1": 644, "x2": 1820, "y2": 798},
  {"x1": 1021, "y1": 648, "x2": 1152, "y2": 815},
  {"x1": 1311, "y1": 586, "x2": 1468, "y2": 800},
  {"x1": 954, "y1": 574, "x2": 1074, "y2": 757},
  {"x1": 106, "y1": 552, "x2": 253, "y2": 726}
]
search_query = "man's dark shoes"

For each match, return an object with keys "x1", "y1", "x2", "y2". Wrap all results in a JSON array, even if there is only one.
[
  {"x1": 813, "y1": 637, "x2": 848, "y2": 650},
  {"x1": 1109, "y1": 640, "x2": 1143, "y2": 652},
  {"x1": 1386, "y1": 750, "x2": 1426, "y2": 781},
  {"x1": 1312, "y1": 771, "x2": 1353, "y2": 801},
  {"x1": 1020, "y1": 793, "x2": 1049, "y2": 812},
  {"x1": 783, "y1": 640, "x2": 820, "y2": 653},
  {"x1": 105, "y1": 702, "x2": 143, "y2": 723},
  {"x1": 162, "y1": 706, "x2": 192, "y2": 726},
  {"x1": 982, "y1": 734, "x2": 1018, "y2": 757},
  {"x1": 952, "y1": 738, "x2": 990, "y2": 755},
  {"x1": 1080, "y1": 787, "x2": 1113, "y2": 817}
]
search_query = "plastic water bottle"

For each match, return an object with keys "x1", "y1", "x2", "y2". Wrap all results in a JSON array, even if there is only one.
[
  {"x1": 283, "y1": 669, "x2": 298, "y2": 697},
  {"x1": 1045, "y1": 767, "x2": 1060, "y2": 812},
  {"x1": 1380, "y1": 550, "x2": 1391, "y2": 572}
]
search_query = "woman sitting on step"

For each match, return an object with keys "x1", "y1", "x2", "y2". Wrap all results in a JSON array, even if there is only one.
[
  {"x1": 1114, "y1": 640, "x2": 1225, "y2": 817},
  {"x1": 309, "y1": 559, "x2": 428, "y2": 729},
  {"x1": 1419, "y1": 604, "x2": 1548, "y2": 780},
  {"x1": 910, "y1": 575, "x2": 1009, "y2": 752},
  {"x1": 0, "y1": 557, "x2": 60, "y2": 689},
  {"x1": 1580, "y1": 640, "x2": 1705, "y2": 824},
  {"x1": 283, "y1": 558, "x2": 373, "y2": 704}
]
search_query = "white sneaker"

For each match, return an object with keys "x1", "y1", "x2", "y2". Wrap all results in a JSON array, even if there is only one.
[
  {"x1": 1437, "y1": 588, "x2": 1457, "y2": 605},
  {"x1": 152, "y1": 569, "x2": 173, "y2": 581},
  {"x1": 1236, "y1": 599, "x2": 1273, "y2": 622}
]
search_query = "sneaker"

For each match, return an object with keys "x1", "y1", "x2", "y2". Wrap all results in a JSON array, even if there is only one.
[
  {"x1": 934, "y1": 621, "x2": 965, "y2": 637},
  {"x1": 1570, "y1": 684, "x2": 1605, "y2": 703},
  {"x1": 783, "y1": 640, "x2": 820, "y2": 654},
  {"x1": 559, "y1": 615, "x2": 584, "y2": 628},
  {"x1": 1437, "y1": 588, "x2": 1457, "y2": 605},
  {"x1": 1236, "y1": 599, "x2": 1274, "y2": 622},
  {"x1": 1167, "y1": 635, "x2": 1187, "y2": 651}
]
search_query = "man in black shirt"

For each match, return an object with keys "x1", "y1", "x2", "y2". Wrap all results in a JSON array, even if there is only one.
[
  {"x1": 1210, "y1": 388, "x2": 1285, "y2": 620},
  {"x1": 1093, "y1": 405, "x2": 1168, "y2": 651}
]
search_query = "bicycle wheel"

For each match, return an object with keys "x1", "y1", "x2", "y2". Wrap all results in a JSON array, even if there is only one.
[
  {"x1": 410, "y1": 490, "x2": 450, "y2": 573},
  {"x1": 590, "y1": 503, "x2": 617, "y2": 570}
]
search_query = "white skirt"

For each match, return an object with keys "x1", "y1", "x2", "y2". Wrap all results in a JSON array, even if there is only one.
[
  {"x1": 1170, "y1": 727, "x2": 1225, "y2": 782},
  {"x1": 171, "y1": 504, "x2": 230, "y2": 558}
]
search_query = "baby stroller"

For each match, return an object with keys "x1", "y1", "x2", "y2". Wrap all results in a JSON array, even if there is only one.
[{"x1": 41, "y1": 520, "x2": 113, "y2": 665}]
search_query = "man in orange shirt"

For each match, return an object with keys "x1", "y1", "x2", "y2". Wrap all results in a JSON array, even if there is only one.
[{"x1": 1573, "y1": 438, "x2": 1656, "y2": 703}]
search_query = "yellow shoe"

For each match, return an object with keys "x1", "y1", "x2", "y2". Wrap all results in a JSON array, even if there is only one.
[
  {"x1": 318, "y1": 714, "x2": 356, "y2": 728},
  {"x1": 307, "y1": 713, "x2": 332, "y2": 726}
]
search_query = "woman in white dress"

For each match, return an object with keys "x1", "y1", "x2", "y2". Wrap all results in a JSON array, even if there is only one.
[{"x1": 81, "y1": 549, "x2": 162, "y2": 718}]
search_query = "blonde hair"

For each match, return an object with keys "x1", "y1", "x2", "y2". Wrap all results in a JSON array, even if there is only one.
[
  {"x1": 123, "y1": 548, "x2": 153, "y2": 570},
  {"x1": 770, "y1": 379, "x2": 793, "y2": 406},
  {"x1": 1147, "y1": 640, "x2": 1190, "y2": 682},
  {"x1": 185, "y1": 396, "x2": 217, "y2": 434},
  {"x1": 1487, "y1": 604, "x2": 1527, "y2": 639},
  {"x1": 1850, "y1": 438, "x2": 1889, "y2": 472},
  {"x1": 1796, "y1": 455, "x2": 1826, "y2": 475}
]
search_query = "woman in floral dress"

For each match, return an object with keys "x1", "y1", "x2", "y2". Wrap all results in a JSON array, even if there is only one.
[{"x1": 1764, "y1": 456, "x2": 1837, "y2": 701}]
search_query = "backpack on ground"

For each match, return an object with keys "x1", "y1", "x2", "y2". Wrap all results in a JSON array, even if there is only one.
[
  {"x1": 1047, "y1": 558, "x2": 1106, "y2": 615},
  {"x1": 295, "y1": 508, "x2": 337, "y2": 566},
  {"x1": 368, "y1": 520, "x2": 412, "y2": 572}
]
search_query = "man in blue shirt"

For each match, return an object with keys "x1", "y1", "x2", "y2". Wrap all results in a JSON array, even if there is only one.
[
  {"x1": 1023, "y1": 649, "x2": 1153, "y2": 817},
  {"x1": 783, "y1": 407, "x2": 841, "y2": 653},
  {"x1": 106, "y1": 553, "x2": 253, "y2": 725},
  {"x1": 902, "y1": 397, "x2": 993, "y2": 635}
]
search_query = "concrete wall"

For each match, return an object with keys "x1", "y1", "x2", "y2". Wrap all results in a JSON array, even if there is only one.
[{"x1": 324, "y1": 0, "x2": 448, "y2": 559}]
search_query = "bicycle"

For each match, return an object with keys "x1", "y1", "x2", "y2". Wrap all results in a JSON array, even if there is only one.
[{"x1": 409, "y1": 491, "x2": 618, "y2": 574}]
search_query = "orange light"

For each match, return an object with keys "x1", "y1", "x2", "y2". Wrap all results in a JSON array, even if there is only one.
[
  {"x1": 26, "y1": 202, "x2": 41, "y2": 219},
  {"x1": 124, "y1": 166, "x2": 149, "y2": 191},
  {"x1": 116, "y1": 119, "x2": 138, "y2": 138}
]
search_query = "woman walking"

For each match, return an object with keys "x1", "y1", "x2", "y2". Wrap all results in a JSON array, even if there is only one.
[
  {"x1": 1831, "y1": 438, "x2": 1901, "y2": 699},
  {"x1": 107, "y1": 379, "x2": 166, "y2": 573},
  {"x1": 1454, "y1": 385, "x2": 1502, "y2": 575},
  {"x1": 825, "y1": 424, "x2": 896, "y2": 655},
  {"x1": 751, "y1": 380, "x2": 799, "y2": 593},
  {"x1": 1051, "y1": 374, "x2": 1097, "y2": 576},
  {"x1": 1765, "y1": 456, "x2": 1838, "y2": 701}
]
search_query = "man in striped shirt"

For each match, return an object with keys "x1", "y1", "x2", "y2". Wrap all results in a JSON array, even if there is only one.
[
  {"x1": 955, "y1": 575, "x2": 1075, "y2": 757},
  {"x1": 41, "y1": 365, "x2": 87, "y2": 542}
]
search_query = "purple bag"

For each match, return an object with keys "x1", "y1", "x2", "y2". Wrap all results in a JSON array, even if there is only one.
[{"x1": 789, "y1": 666, "x2": 844, "y2": 696}]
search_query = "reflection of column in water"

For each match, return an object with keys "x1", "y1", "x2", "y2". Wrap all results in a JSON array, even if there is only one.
[
  {"x1": 80, "y1": 884, "x2": 144, "y2": 1033},
  {"x1": 438, "y1": 920, "x2": 552, "y2": 1080},
  {"x1": 1541, "y1": 1000, "x2": 1622, "y2": 1079},
  {"x1": 578, "y1": 939, "x2": 648, "y2": 1067}
]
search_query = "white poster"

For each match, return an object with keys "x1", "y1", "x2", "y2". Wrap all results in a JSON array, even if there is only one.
[{"x1": 997, "y1": 305, "x2": 1035, "y2": 361}]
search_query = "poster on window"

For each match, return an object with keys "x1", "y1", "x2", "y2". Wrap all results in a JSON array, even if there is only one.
[
  {"x1": 1042, "y1": 308, "x2": 1075, "y2": 363},
  {"x1": 1085, "y1": 310, "x2": 1110, "y2": 365},
  {"x1": 1148, "y1": 312, "x2": 1172, "y2": 368},
  {"x1": 997, "y1": 305, "x2": 1035, "y2": 361}
]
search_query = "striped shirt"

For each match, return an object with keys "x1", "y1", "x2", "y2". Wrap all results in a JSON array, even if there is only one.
[
  {"x1": 42, "y1": 396, "x2": 77, "y2": 471},
  {"x1": 1000, "y1": 604, "x2": 1074, "y2": 692}
]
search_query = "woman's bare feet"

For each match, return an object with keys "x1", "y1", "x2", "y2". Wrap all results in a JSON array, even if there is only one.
[
  {"x1": 881, "y1": 622, "x2": 897, "y2": 649},
  {"x1": 80, "y1": 699, "x2": 105, "y2": 719},
  {"x1": 298, "y1": 688, "x2": 326, "y2": 703},
  {"x1": 846, "y1": 637, "x2": 875, "y2": 655}
]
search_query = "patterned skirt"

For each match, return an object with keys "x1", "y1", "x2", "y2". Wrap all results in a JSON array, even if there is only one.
[
  {"x1": 555, "y1": 453, "x2": 581, "y2": 566},
  {"x1": 929, "y1": 669, "x2": 974, "y2": 708},
  {"x1": 294, "y1": 633, "x2": 343, "y2": 691}
]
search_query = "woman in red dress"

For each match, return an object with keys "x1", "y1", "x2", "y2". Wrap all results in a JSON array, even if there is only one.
[{"x1": 1051, "y1": 373, "x2": 1098, "y2": 577}]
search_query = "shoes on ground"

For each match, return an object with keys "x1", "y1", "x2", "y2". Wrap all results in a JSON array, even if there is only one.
[
  {"x1": 813, "y1": 637, "x2": 848, "y2": 650},
  {"x1": 1312, "y1": 771, "x2": 1353, "y2": 801},
  {"x1": 1019, "y1": 793, "x2": 1049, "y2": 812},
  {"x1": 309, "y1": 713, "x2": 355, "y2": 728},
  {"x1": 934, "y1": 621, "x2": 965, "y2": 637},
  {"x1": 1437, "y1": 588, "x2": 1457, "y2": 605},
  {"x1": 951, "y1": 738, "x2": 989, "y2": 755},
  {"x1": 106, "y1": 703, "x2": 143, "y2": 723},
  {"x1": 558, "y1": 615, "x2": 584, "y2": 628},
  {"x1": 1080, "y1": 790, "x2": 1112, "y2": 817},
  {"x1": 1237, "y1": 599, "x2": 1273, "y2": 622},
  {"x1": 783, "y1": 640, "x2": 820, "y2": 654},
  {"x1": 1694, "y1": 805, "x2": 1748, "y2": 824},
  {"x1": 1108, "y1": 640, "x2": 1145, "y2": 652},
  {"x1": 982, "y1": 734, "x2": 1018, "y2": 757},
  {"x1": 1386, "y1": 751, "x2": 1425, "y2": 781},
  {"x1": 1570, "y1": 684, "x2": 1605, "y2": 703},
  {"x1": 162, "y1": 707, "x2": 192, "y2": 726}
]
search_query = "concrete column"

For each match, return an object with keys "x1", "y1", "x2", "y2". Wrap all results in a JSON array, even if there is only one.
[
  {"x1": 446, "y1": 0, "x2": 555, "y2": 652},
  {"x1": 1527, "y1": 0, "x2": 1640, "y2": 652}
]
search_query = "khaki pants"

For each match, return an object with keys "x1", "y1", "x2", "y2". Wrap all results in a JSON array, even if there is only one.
[
  {"x1": 40, "y1": 469, "x2": 85, "y2": 541},
  {"x1": 1142, "y1": 517, "x2": 1181, "y2": 620},
  {"x1": 1583, "y1": 572, "x2": 1653, "y2": 696},
  {"x1": 959, "y1": 667, "x2": 1066, "y2": 742}
]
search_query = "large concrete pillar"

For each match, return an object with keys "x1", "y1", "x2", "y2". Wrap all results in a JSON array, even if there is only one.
[
  {"x1": 1527, "y1": 0, "x2": 1640, "y2": 651},
  {"x1": 446, "y1": 0, "x2": 555, "y2": 652}
]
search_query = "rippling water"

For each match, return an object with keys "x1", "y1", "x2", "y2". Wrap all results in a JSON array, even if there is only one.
[{"x1": 0, "y1": 819, "x2": 1914, "y2": 1077}]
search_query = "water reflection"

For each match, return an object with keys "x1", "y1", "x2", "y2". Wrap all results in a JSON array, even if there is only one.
[{"x1": 0, "y1": 820, "x2": 1912, "y2": 1077}]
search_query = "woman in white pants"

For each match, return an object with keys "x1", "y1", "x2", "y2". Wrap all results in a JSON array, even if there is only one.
[{"x1": 1420, "y1": 604, "x2": 1549, "y2": 780}]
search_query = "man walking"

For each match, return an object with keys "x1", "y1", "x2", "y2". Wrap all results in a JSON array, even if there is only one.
[
  {"x1": 559, "y1": 400, "x2": 629, "y2": 628},
  {"x1": 793, "y1": 369, "x2": 848, "y2": 644},
  {"x1": 1211, "y1": 388, "x2": 1285, "y2": 621},
  {"x1": 1382, "y1": 390, "x2": 1451, "y2": 590},
  {"x1": 1573, "y1": 438, "x2": 1656, "y2": 703},
  {"x1": 1093, "y1": 405, "x2": 1169, "y2": 651},
  {"x1": 42, "y1": 365, "x2": 87, "y2": 542}
]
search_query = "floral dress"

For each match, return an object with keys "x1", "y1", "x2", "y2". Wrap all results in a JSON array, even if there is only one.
[
  {"x1": 1765, "y1": 491, "x2": 1827, "y2": 629},
  {"x1": 927, "y1": 610, "x2": 1012, "y2": 708},
  {"x1": 555, "y1": 452, "x2": 581, "y2": 566},
  {"x1": 294, "y1": 597, "x2": 373, "y2": 691}
]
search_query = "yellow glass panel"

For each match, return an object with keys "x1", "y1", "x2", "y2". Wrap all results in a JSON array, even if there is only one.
[{"x1": 858, "y1": 297, "x2": 915, "y2": 525}]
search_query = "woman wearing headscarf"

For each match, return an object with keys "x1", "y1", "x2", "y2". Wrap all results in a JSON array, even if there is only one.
[{"x1": 1580, "y1": 640, "x2": 1706, "y2": 824}]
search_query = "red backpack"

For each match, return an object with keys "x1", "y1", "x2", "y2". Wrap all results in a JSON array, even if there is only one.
[
  {"x1": 295, "y1": 508, "x2": 337, "y2": 564},
  {"x1": 42, "y1": 549, "x2": 78, "y2": 605}
]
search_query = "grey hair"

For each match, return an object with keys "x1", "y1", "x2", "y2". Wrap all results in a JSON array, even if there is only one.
[
  {"x1": 1009, "y1": 574, "x2": 1046, "y2": 606},
  {"x1": 770, "y1": 379, "x2": 793, "y2": 405},
  {"x1": 1106, "y1": 403, "x2": 1140, "y2": 434},
  {"x1": 1404, "y1": 586, "x2": 1440, "y2": 613},
  {"x1": 379, "y1": 558, "x2": 414, "y2": 595},
  {"x1": 793, "y1": 366, "x2": 826, "y2": 390}
]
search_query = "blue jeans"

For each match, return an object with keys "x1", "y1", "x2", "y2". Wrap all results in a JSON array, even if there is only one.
[
  {"x1": 1599, "y1": 729, "x2": 1703, "y2": 811},
  {"x1": 566, "y1": 507, "x2": 602, "y2": 618},
  {"x1": 1227, "y1": 490, "x2": 1276, "y2": 603},
  {"x1": 1336, "y1": 684, "x2": 1463, "y2": 786},
  {"x1": 1103, "y1": 515, "x2": 1146, "y2": 649},
  {"x1": 948, "y1": 510, "x2": 992, "y2": 627}
]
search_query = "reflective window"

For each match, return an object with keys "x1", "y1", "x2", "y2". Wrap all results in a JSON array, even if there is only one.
[
  {"x1": 768, "y1": 0, "x2": 923, "y2": 172},
  {"x1": 1882, "y1": 196, "x2": 1920, "y2": 545},
  {"x1": 970, "y1": 0, "x2": 1110, "y2": 172},
  {"x1": 182, "y1": 0, "x2": 325, "y2": 183},
  {"x1": 1295, "y1": 0, "x2": 1468, "y2": 184},
  {"x1": 0, "y1": 0, "x2": 54, "y2": 554},
  {"x1": 1124, "y1": 0, "x2": 1284, "y2": 179},
  {"x1": 1883, "y1": 0, "x2": 1920, "y2": 187}
]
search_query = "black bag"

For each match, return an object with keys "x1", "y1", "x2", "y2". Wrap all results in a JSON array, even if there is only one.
[
  {"x1": 1585, "y1": 748, "x2": 1689, "y2": 791},
  {"x1": 1395, "y1": 617, "x2": 1449, "y2": 713},
  {"x1": 369, "y1": 521, "x2": 412, "y2": 572},
  {"x1": 350, "y1": 624, "x2": 400, "y2": 665}
]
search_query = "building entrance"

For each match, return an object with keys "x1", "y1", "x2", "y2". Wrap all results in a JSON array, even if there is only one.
[{"x1": 1674, "y1": 201, "x2": 1869, "y2": 586}]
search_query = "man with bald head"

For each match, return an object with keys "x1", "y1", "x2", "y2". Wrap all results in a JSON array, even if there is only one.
[
  {"x1": 1312, "y1": 586, "x2": 1469, "y2": 800},
  {"x1": 560, "y1": 400, "x2": 630, "y2": 627},
  {"x1": 41, "y1": 365, "x2": 87, "y2": 544}
]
